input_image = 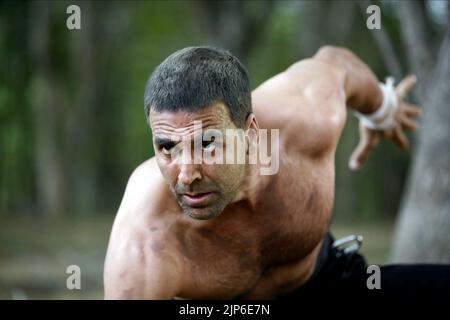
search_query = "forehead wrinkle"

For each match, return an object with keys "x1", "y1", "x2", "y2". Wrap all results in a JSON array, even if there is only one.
[
  {"x1": 150, "y1": 103, "x2": 234, "y2": 138},
  {"x1": 152, "y1": 119, "x2": 219, "y2": 138}
]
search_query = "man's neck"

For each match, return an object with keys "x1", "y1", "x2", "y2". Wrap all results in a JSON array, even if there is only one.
[{"x1": 231, "y1": 163, "x2": 267, "y2": 212}]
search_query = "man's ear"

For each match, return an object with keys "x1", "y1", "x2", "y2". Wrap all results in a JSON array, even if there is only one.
[
  {"x1": 245, "y1": 113, "x2": 259, "y2": 130},
  {"x1": 244, "y1": 113, "x2": 259, "y2": 154}
]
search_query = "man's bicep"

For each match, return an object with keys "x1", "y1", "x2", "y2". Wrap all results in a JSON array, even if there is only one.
[{"x1": 282, "y1": 61, "x2": 347, "y2": 156}]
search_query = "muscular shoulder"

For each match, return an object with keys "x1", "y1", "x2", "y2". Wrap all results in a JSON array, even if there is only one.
[
  {"x1": 104, "y1": 158, "x2": 182, "y2": 299},
  {"x1": 117, "y1": 158, "x2": 167, "y2": 217},
  {"x1": 252, "y1": 58, "x2": 347, "y2": 158}
]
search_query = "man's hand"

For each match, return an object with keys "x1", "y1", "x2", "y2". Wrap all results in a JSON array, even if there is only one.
[{"x1": 349, "y1": 75, "x2": 422, "y2": 170}]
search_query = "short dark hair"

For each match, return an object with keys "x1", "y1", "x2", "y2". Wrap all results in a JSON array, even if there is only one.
[{"x1": 144, "y1": 46, "x2": 252, "y2": 127}]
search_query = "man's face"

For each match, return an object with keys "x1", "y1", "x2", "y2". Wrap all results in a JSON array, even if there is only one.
[{"x1": 149, "y1": 102, "x2": 247, "y2": 220}]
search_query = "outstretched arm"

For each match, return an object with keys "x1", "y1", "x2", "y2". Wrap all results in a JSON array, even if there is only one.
[{"x1": 313, "y1": 46, "x2": 422, "y2": 170}]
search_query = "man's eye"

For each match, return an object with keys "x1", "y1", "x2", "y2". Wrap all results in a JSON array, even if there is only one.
[
  {"x1": 202, "y1": 138, "x2": 215, "y2": 151},
  {"x1": 159, "y1": 144, "x2": 174, "y2": 155},
  {"x1": 161, "y1": 146, "x2": 172, "y2": 155}
]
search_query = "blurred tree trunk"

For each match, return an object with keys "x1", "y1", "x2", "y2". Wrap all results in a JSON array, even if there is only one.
[
  {"x1": 397, "y1": 0, "x2": 435, "y2": 99},
  {"x1": 30, "y1": 1, "x2": 69, "y2": 217},
  {"x1": 194, "y1": 0, "x2": 275, "y2": 60},
  {"x1": 391, "y1": 1, "x2": 450, "y2": 262},
  {"x1": 66, "y1": 1, "x2": 99, "y2": 214}
]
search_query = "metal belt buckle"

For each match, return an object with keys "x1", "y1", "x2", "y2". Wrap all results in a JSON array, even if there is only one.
[{"x1": 332, "y1": 234, "x2": 363, "y2": 257}]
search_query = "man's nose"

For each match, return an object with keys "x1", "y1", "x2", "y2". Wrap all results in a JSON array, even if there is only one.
[
  {"x1": 178, "y1": 163, "x2": 202, "y2": 186},
  {"x1": 176, "y1": 142, "x2": 202, "y2": 186}
]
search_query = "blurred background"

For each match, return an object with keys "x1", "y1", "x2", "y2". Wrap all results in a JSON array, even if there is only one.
[{"x1": 0, "y1": 0, "x2": 449, "y2": 299}]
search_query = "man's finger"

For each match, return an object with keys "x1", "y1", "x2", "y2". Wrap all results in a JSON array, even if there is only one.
[
  {"x1": 349, "y1": 133, "x2": 380, "y2": 170},
  {"x1": 392, "y1": 126, "x2": 409, "y2": 149},
  {"x1": 403, "y1": 103, "x2": 422, "y2": 118},
  {"x1": 401, "y1": 115, "x2": 419, "y2": 131},
  {"x1": 395, "y1": 74, "x2": 417, "y2": 98}
]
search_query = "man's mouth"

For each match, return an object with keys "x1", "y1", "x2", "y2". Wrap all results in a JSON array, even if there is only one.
[{"x1": 182, "y1": 192, "x2": 215, "y2": 206}]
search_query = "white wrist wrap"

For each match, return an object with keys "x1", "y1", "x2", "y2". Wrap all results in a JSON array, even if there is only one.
[{"x1": 353, "y1": 77, "x2": 398, "y2": 130}]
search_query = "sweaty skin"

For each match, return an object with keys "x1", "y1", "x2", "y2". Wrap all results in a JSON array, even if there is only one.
[{"x1": 103, "y1": 46, "x2": 421, "y2": 299}]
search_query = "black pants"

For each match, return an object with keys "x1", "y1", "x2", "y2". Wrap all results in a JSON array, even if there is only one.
[{"x1": 278, "y1": 233, "x2": 450, "y2": 299}]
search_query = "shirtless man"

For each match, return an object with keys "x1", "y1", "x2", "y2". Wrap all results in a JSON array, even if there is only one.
[{"x1": 103, "y1": 46, "x2": 423, "y2": 299}]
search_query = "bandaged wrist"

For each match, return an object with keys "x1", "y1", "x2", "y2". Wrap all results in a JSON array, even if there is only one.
[{"x1": 353, "y1": 77, "x2": 398, "y2": 130}]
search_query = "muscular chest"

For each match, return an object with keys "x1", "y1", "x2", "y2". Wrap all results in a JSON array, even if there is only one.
[
  {"x1": 172, "y1": 72, "x2": 345, "y2": 298},
  {"x1": 175, "y1": 159, "x2": 334, "y2": 299}
]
